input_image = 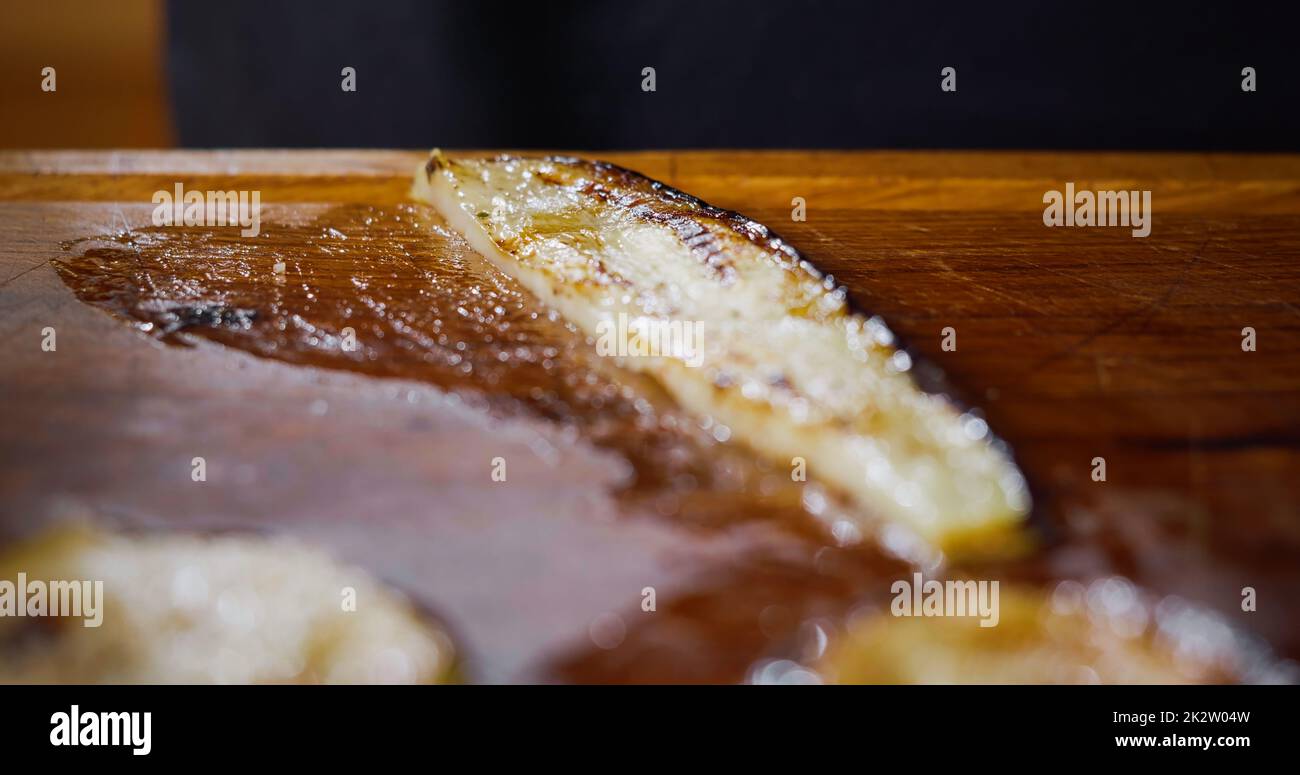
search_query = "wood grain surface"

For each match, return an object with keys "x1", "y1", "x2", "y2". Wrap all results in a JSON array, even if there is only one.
[{"x1": 1, "y1": 150, "x2": 1298, "y2": 682}]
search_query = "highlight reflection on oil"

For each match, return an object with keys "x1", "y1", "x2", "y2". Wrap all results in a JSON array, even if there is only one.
[{"x1": 50, "y1": 203, "x2": 1286, "y2": 683}]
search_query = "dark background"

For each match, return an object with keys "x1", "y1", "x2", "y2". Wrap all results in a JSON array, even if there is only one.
[{"x1": 166, "y1": 1, "x2": 1300, "y2": 150}]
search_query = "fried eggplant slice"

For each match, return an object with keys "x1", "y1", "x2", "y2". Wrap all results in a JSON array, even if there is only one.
[
  {"x1": 413, "y1": 151, "x2": 1030, "y2": 553},
  {"x1": 811, "y1": 585, "x2": 1239, "y2": 684},
  {"x1": 0, "y1": 525, "x2": 457, "y2": 684}
]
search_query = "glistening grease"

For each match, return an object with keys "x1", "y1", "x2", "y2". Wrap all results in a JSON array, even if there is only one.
[{"x1": 54, "y1": 203, "x2": 1274, "y2": 683}]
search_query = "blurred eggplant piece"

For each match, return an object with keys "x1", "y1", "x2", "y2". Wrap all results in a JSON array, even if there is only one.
[
  {"x1": 0, "y1": 525, "x2": 456, "y2": 684},
  {"x1": 812, "y1": 584, "x2": 1251, "y2": 684}
]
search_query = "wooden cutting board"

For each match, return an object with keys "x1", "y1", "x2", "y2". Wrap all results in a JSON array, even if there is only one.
[{"x1": 1, "y1": 150, "x2": 1298, "y2": 682}]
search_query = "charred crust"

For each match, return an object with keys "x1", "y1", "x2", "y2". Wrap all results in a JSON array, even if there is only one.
[
  {"x1": 424, "y1": 149, "x2": 457, "y2": 183},
  {"x1": 565, "y1": 155, "x2": 1039, "y2": 528}
]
